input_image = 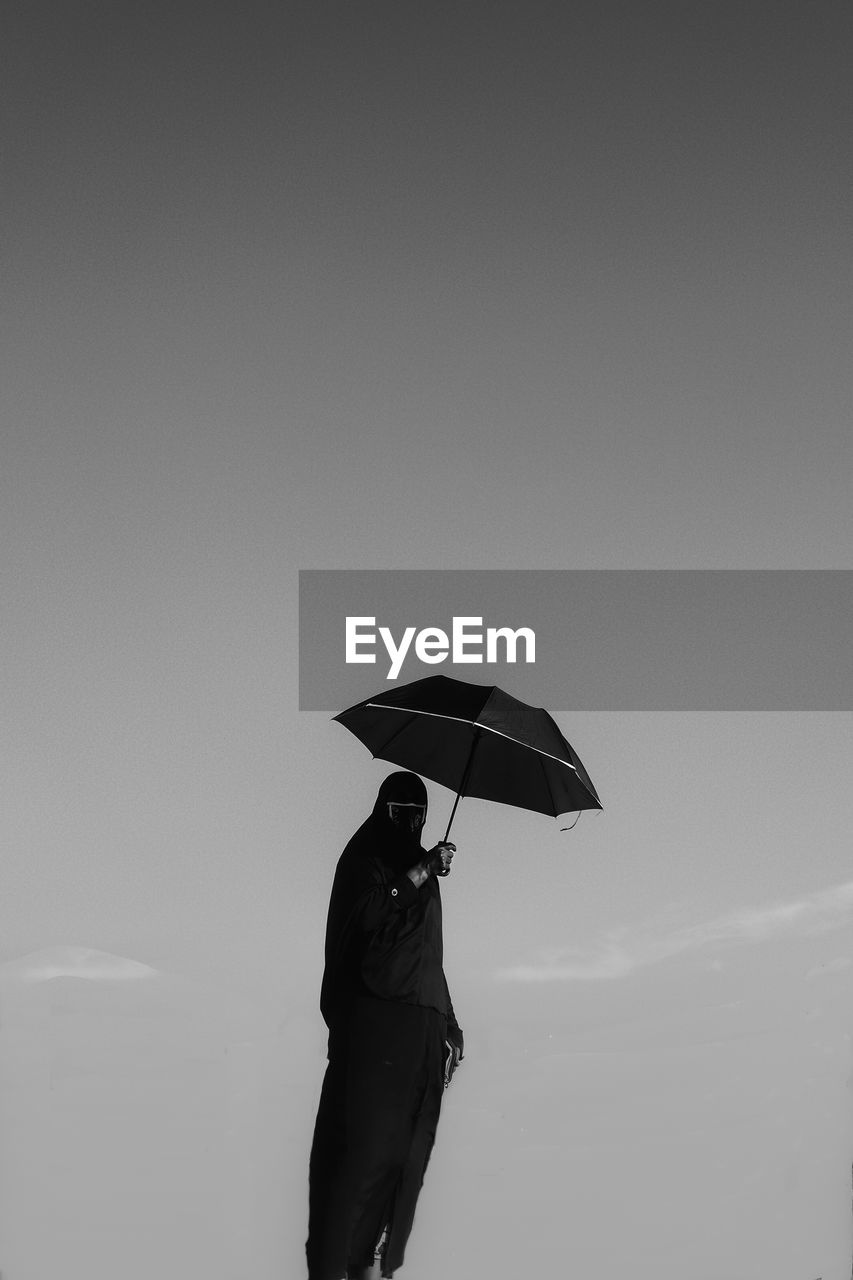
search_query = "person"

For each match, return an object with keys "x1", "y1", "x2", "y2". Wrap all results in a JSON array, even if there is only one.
[{"x1": 306, "y1": 770, "x2": 464, "y2": 1280}]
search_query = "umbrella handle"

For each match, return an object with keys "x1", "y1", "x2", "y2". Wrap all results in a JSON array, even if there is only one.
[
  {"x1": 441, "y1": 727, "x2": 481, "y2": 845},
  {"x1": 442, "y1": 791, "x2": 462, "y2": 845}
]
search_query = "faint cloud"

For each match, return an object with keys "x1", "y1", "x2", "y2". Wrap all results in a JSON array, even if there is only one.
[
  {"x1": 496, "y1": 880, "x2": 853, "y2": 982},
  {"x1": 0, "y1": 946, "x2": 158, "y2": 985},
  {"x1": 804, "y1": 955, "x2": 852, "y2": 981},
  {"x1": 501, "y1": 940, "x2": 636, "y2": 982}
]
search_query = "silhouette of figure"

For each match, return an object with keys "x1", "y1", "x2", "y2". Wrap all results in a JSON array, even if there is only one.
[{"x1": 306, "y1": 772, "x2": 463, "y2": 1280}]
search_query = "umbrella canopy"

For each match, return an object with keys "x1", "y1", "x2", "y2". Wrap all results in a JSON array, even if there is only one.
[{"x1": 334, "y1": 675, "x2": 602, "y2": 839}]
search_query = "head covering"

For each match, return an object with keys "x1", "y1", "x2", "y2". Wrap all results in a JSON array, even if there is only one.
[
  {"x1": 371, "y1": 770, "x2": 428, "y2": 815},
  {"x1": 367, "y1": 771, "x2": 428, "y2": 872}
]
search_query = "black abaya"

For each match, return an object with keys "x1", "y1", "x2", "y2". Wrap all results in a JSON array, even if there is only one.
[{"x1": 306, "y1": 773, "x2": 462, "y2": 1279}]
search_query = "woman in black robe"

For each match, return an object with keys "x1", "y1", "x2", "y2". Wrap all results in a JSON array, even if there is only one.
[{"x1": 306, "y1": 771, "x2": 464, "y2": 1280}]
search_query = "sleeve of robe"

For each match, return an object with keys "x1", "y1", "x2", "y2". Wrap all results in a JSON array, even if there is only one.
[
  {"x1": 332, "y1": 853, "x2": 421, "y2": 935},
  {"x1": 323, "y1": 842, "x2": 463, "y2": 1034},
  {"x1": 443, "y1": 971, "x2": 463, "y2": 1055}
]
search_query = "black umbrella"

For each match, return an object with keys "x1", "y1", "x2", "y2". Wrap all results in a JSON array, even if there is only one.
[{"x1": 334, "y1": 675, "x2": 602, "y2": 842}]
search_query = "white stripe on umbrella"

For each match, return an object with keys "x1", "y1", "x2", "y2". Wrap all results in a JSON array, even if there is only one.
[{"x1": 364, "y1": 702, "x2": 581, "y2": 773}]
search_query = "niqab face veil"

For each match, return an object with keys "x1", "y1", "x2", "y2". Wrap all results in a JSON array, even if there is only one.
[{"x1": 370, "y1": 771, "x2": 429, "y2": 871}]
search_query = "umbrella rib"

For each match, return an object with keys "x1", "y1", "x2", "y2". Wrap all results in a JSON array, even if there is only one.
[
  {"x1": 537, "y1": 748, "x2": 562, "y2": 817},
  {"x1": 365, "y1": 703, "x2": 580, "y2": 773},
  {"x1": 473, "y1": 723, "x2": 579, "y2": 773},
  {"x1": 365, "y1": 704, "x2": 478, "y2": 728},
  {"x1": 365, "y1": 711, "x2": 419, "y2": 759}
]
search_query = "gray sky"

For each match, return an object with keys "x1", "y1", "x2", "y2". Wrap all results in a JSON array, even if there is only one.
[{"x1": 2, "y1": 3, "x2": 852, "y2": 1278}]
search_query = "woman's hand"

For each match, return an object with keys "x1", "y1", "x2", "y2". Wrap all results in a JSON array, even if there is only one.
[
  {"x1": 444, "y1": 1027, "x2": 464, "y2": 1087},
  {"x1": 425, "y1": 841, "x2": 456, "y2": 877},
  {"x1": 406, "y1": 842, "x2": 456, "y2": 887}
]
